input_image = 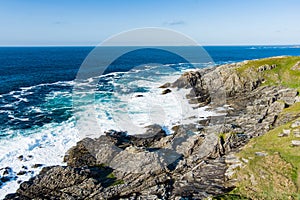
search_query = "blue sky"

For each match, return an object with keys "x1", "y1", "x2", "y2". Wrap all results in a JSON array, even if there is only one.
[{"x1": 0, "y1": 0, "x2": 300, "y2": 46}]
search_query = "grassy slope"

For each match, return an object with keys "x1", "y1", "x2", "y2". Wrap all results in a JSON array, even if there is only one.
[
  {"x1": 233, "y1": 114, "x2": 300, "y2": 199},
  {"x1": 236, "y1": 56, "x2": 300, "y2": 91},
  {"x1": 215, "y1": 56, "x2": 300, "y2": 200}
]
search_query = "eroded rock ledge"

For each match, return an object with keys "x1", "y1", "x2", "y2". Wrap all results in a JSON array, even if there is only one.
[{"x1": 5, "y1": 58, "x2": 300, "y2": 200}]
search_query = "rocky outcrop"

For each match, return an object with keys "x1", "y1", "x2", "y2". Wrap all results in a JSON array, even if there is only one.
[
  {"x1": 5, "y1": 59, "x2": 300, "y2": 200},
  {"x1": 257, "y1": 64, "x2": 277, "y2": 72}
]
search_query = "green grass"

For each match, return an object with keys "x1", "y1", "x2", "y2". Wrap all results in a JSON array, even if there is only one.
[
  {"x1": 235, "y1": 56, "x2": 300, "y2": 90},
  {"x1": 281, "y1": 102, "x2": 300, "y2": 116},
  {"x1": 230, "y1": 117, "x2": 300, "y2": 199},
  {"x1": 212, "y1": 194, "x2": 249, "y2": 200},
  {"x1": 216, "y1": 56, "x2": 300, "y2": 199},
  {"x1": 110, "y1": 179, "x2": 125, "y2": 186},
  {"x1": 106, "y1": 172, "x2": 125, "y2": 187},
  {"x1": 106, "y1": 172, "x2": 115, "y2": 179}
]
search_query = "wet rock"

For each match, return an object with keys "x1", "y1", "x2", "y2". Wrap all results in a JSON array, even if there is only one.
[
  {"x1": 21, "y1": 166, "x2": 28, "y2": 170},
  {"x1": 161, "y1": 88, "x2": 172, "y2": 94},
  {"x1": 1, "y1": 176, "x2": 11, "y2": 183},
  {"x1": 31, "y1": 164, "x2": 43, "y2": 168},
  {"x1": 17, "y1": 155, "x2": 24, "y2": 161},
  {"x1": 17, "y1": 171, "x2": 27, "y2": 176},
  {"x1": 159, "y1": 82, "x2": 171, "y2": 88},
  {"x1": 0, "y1": 167, "x2": 15, "y2": 184},
  {"x1": 2, "y1": 167, "x2": 12, "y2": 176}
]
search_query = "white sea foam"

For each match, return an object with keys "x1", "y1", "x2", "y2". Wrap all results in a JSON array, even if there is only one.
[
  {"x1": 0, "y1": 65, "x2": 226, "y2": 198},
  {"x1": 0, "y1": 119, "x2": 79, "y2": 199}
]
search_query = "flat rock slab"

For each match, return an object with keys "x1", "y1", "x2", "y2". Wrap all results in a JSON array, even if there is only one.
[
  {"x1": 278, "y1": 129, "x2": 291, "y2": 137},
  {"x1": 291, "y1": 140, "x2": 300, "y2": 146},
  {"x1": 255, "y1": 152, "x2": 268, "y2": 157},
  {"x1": 293, "y1": 129, "x2": 300, "y2": 137},
  {"x1": 291, "y1": 121, "x2": 300, "y2": 128}
]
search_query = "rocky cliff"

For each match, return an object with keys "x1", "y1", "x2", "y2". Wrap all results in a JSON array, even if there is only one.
[{"x1": 5, "y1": 56, "x2": 300, "y2": 200}]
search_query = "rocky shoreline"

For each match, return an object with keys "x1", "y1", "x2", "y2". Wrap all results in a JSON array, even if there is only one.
[{"x1": 4, "y1": 57, "x2": 300, "y2": 199}]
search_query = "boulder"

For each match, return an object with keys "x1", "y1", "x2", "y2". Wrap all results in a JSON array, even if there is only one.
[
  {"x1": 278, "y1": 129, "x2": 291, "y2": 137},
  {"x1": 255, "y1": 152, "x2": 268, "y2": 157},
  {"x1": 291, "y1": 121, "x2": 300, "y2": 128},
  {"x1": 293, "y1": 129, "x2": 300, "y2": 138},
  {"x1": 291, "y1": 140, "x2": 300, "y2": 146}
]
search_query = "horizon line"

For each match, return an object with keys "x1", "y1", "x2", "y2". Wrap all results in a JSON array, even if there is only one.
[{"x1": 0, "y1": 44, "x2": 300, "y2": 47}]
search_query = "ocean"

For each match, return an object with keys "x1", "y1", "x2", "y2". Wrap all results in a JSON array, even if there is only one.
[{"x1": 0, "y1": 45, "x2": 300, "y2": 197}]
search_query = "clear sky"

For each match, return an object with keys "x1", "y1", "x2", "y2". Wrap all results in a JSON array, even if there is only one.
[{"x1": 0, "y1": 0, "x2": 300, "y2": 46}]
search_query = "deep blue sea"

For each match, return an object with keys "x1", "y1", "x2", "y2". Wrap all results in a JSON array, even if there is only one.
[
  {"x1": 0, "y1": 45, "x2": 300, "y2": 196},
  {"x1": 1, "y1": 46, "x2": 300, "y2": 134}
]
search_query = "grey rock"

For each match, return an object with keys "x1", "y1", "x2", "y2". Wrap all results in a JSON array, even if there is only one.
[
  {"x1": 293, "y1": 129, "x2": 300, "y2": 137},
  {"x1": 291, "y1": 140, "x2": 300, "y2": 146},
  {"x1": 255, "y1": 152, "x2": 268, "y2": 157},
  {"x1": 257, "y1": 64, "x2": 277, "y2": 72},
  {"x1": 291, "y1": 121, "x2": 300, "y2": 128}
]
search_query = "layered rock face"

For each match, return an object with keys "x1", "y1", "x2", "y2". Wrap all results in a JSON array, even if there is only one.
[{"x1": 5, "y1": 61, "x2": 300, "y2": 200}]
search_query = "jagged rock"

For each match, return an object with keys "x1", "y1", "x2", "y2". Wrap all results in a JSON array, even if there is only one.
[
  {"x1": 64, "y1": 138, "x2": 103, "y2": 167},
  {"x1": 5, "y1": 166, "x2": 118, "y2": 199},
  {"x1": 278, "y1": 88, "x2": 298, "y2": 105},
  {"x1": 159, "y1": 82, "x2": 171, "y2": 88},
  {"x1": 131, "y1": 124, "x2": 167, "y2": 147}
]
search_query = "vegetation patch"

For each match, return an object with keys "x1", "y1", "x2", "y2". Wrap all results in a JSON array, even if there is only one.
[
  {"x1": 229, "y1": 117, "x2": 300, "y2": 199},
  {"x1": 235, "y1": 56, "x2": 300, "y2": 90}
]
